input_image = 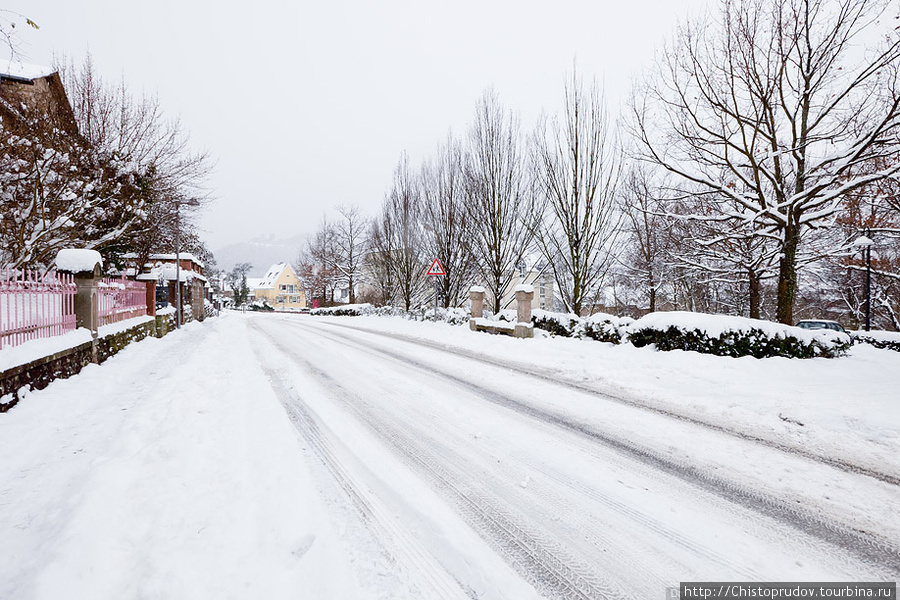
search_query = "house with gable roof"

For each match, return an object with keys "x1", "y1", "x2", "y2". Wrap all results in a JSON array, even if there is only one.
[
  {"x1": 0, "y1": 62, "x2": 78, "y2": 134},
  {"x1": 250, "y1": 263, "x2": 306, "y2": 311}
]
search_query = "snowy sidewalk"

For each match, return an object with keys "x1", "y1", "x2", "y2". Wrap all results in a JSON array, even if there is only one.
[{"x1": 0, "y1": 315, "x2": 364, "y2": 600}]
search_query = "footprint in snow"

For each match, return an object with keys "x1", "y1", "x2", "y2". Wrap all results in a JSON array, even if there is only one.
[{"x1": 293, "y1": 534, "x2": 316, "y2": 558}]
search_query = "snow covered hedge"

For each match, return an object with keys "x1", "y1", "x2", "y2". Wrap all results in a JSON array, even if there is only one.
[
  {"x1": 309, "y1": 304, "x2": 470, "y2": 324},
  {"x1": 531, "y1": 310, "x2": 633, "y2": 344},
  {"x1": 850, "y1": 330, "x2": 900, "y2": 352},
  {"x1": 628, "y1": 312, "x2": 851, "y2": 359},
  {"x1": 310, "y1": 303, "x2": 373, "y2": 316}
]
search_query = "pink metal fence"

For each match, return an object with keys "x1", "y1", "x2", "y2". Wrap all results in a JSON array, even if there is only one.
[
  {"x1": 0, "y1": 269, "x2": 77, "y2": 350},
  {"x1": 99, "y1": 276, "x2": 147, "y2": 327}
]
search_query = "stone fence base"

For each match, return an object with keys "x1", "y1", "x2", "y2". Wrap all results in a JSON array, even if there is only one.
[
  {"x1": 468, "y1": 286, "x2": 535, "y2": 339},
  {"x1": 0, "y1": 313, "x2": 176, "y2": 413},
  {"x1": 469, "y1": 317, "x2": 534, "y2": 338}
]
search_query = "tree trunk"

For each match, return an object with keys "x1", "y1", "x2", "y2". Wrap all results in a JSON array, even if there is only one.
[
  {"x1": 748, "y1": 268, "x2": 761, "y2": 320},
  {"x1": 775, "y1": 224, "x2": 799, "y2": 324}
]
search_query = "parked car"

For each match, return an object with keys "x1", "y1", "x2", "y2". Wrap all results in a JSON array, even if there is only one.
[{"x1": 795, "y1": 319, "x2": 846, "y2": 333}]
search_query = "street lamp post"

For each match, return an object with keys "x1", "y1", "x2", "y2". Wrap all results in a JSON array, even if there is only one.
[
  {"x1": 174, "y1": 198, "x2": 200, "y2": 329},
  {"x1": 854, "y1": 229, "x2": 874, "y2": 332}
]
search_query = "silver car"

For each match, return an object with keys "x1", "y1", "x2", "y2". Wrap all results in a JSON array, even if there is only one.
[{"x1": 795, "y1": 319, "x2": 846, "y2": 333}]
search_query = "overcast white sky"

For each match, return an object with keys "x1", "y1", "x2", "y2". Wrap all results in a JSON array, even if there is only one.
[{"x1": 6, "y1": 0, "x2": 711, "y2": 253}]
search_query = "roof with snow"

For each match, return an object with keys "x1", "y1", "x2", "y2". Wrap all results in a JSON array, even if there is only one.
[
  {"x1": 135, "y1": 263, "x2": 208, "y2": 284},
  {"x1": 0, "y1": 60, "x2": 55, "y2": 82},
  {"x1": 253, "y1": 263, "x2": 292, "y2": 290},
  {"x1": 120, "y1": 252, "x2": 205, "y2": 269}
]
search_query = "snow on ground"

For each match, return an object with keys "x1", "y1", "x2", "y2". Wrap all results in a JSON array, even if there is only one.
[
  {"x1": 0, "y1": 317, "x2": 368, "y2": 600},
  {"x1": 325, "y1": 314, "x2": 900, "y2": 481},
  {"x1": 0, "y1": 311, "x2": 898, "y2": 599}
]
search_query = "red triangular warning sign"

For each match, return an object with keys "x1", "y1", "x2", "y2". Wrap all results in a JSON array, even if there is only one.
[{"x1": 426, "y1": 258, "x2": 446, "y2": 276}]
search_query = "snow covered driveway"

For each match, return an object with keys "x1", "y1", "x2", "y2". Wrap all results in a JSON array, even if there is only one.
[{"x1": 1, "y1": 312, "x2": 898, "y2": 600}]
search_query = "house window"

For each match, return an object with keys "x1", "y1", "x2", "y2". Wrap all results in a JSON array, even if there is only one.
[
  {"x1": 276, "y1": 295, "x2": 286, "y2": 304},
  {"x1": 290, "y1": 296, "x2": 300, "y2": 303}
]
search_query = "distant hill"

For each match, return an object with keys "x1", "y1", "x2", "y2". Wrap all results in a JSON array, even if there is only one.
[{"x1": 213, "y1": 234, "x2": 307, "y2": 277}]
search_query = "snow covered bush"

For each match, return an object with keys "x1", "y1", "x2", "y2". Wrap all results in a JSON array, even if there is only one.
[
  {"x1": 531, "y1": 310, "x2": 580, "y2": 337},
  {"x1": 310, "y1": 303, "x2": 470, "y2": 326},
  {"x1": 248, "y1": 299, "x2": 274, "y2": 311},
  {"x1": 627, "y1": 312, "x2": 851, "y2": 359},
  {"x1": 582, "y1": 312, "x2": 632, "y2": 344},
  {"x1": 530, "y1": 310, "x2": 631, "y2": 343},
  {"x1": 850, "y1": 330, "x2": 900, "y2": 353},
  {"x1": 310, "y1": 303, "x2": 373, "y2": 317}
]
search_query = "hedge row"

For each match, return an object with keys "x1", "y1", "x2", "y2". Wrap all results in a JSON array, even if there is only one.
[
  {"x1": 310, "y1": 303, "x2": 470, "y2": 325},
  {"x1": 306, "y1": 303, "x2": 861, "y2": 359},
  {"x1": 627, "y1": 313, "x2": 852, "y2": 359},
  {"x1": 850, "y1": 331, "x2": 900, "y2": 353},
  {"x1": 531, "y1": 310, "x2": 631, "y2": 344}
]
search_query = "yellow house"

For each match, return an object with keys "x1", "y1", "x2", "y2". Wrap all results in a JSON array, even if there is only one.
[{"x1": 252, "y1": 263, "x2": 307, "y2": 311}]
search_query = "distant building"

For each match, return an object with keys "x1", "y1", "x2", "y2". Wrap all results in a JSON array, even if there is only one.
[
  {"x1": 250, "y1": 263, "x2": 307, "y2": 311},
  {"x1": 128, "y1": 253, "x2": 209, "y2": 322},
  {"x1": 486, "y1": 255, "x2": 556, "y2": 313}
]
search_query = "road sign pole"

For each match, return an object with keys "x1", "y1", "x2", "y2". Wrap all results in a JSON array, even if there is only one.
[{"x1": 426, "y1": 258, "x2": 446, "y2": 319}]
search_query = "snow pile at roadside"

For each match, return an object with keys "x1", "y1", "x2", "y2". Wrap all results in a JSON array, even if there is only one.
[{"x1": 0, "y1": 317, "x2": 369, "y2": 600}]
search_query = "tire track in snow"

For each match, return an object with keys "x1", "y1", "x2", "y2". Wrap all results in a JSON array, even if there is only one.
[
  {"x1": 255, "y1": 356, "x2": 474, "y2": 600},
  {"x1": 252, "y1": 321, "x2": 632, "y2": 600},
  {"x1": 279, "y1": 318, "x2": 900, "y2": 575},
  {"x1": 318, "y1": 319, "x2": 900, "y2": 486}
]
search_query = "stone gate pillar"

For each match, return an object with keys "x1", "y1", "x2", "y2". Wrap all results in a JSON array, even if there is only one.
[
  {"x1": 514, "y1": 285, "x2": 534, "y2": 339},
  {"x1": 469, "y1": 286, "x2": 485, "y2": 331},
  {"x1": 56, "y1": 249, "x2": 103, "y2": 362}
]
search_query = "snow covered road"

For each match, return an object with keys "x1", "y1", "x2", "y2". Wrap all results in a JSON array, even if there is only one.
[
  {"x1": 248, "y1": 315, "x2": 900, "y2": 598},
  {"x1": 1, "y1": 312, "x2": 898, "y2": 600}
]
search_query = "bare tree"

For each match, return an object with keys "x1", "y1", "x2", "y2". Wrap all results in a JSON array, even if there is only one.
[
  {"x1": 330, "y1": 204, "x2": 367, "y2": 304},
  {"x1": 366, "y1": 209, "x2": 397, "y2": 307},
  {"x1": 532, "y1": 73, "x2": 622, "y2": 315},
  {"x1": 382, "y1": 153, "x2": 427, "y2": 311},
  {"x1": 465, "y1": 91, "x2": 537, "y2": 313},
  {"x1": 56, "y1": 54, "x2": 212, "y2": 267},
  {"x1": 298, "y1": 216, "x2": 339, "y2": 306},
  {"x1": 619, "y1": 166, "x2": 679, "y2": 313},
  {"x1": 632, "y1": 0, "x2": 900, "y2": 323},
  {"x1": 0, "y1": 10, "x2": 37, "y2": 59},
  {"x1": 420, "y1": 134, "x2": 474, "y2": 308}
]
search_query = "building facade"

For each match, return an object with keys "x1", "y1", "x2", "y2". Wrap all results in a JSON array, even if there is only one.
[{"x1": 251, "y1": 263, "x2": 307, "y2": 311}]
